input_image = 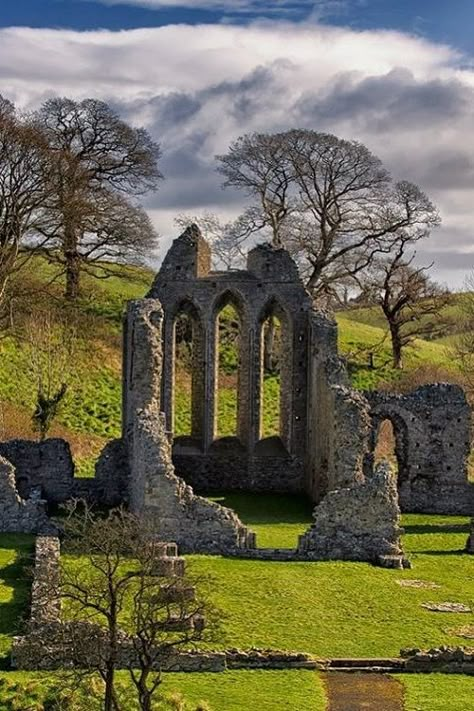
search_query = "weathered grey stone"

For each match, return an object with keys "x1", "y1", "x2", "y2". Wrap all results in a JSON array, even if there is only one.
[
  {"x1": 142, "y1": 226, "x2": 313, "y2": 494},
  {"x1": 298, "y1": 462, "x2": 404, "y2": 564},
  {"x1": 0, "y1": 456, "x2": 54, "y2": 534},
  {"x1": 366, "y1": 385, "x2": 473, "y2": 514},
  {"x1": 123, "y1": 296, "x2": 256, "y2": 554},
  {"x1": 30, "y1": 536, "x2": 61, "y2": 624},
  {"x1": 401, "y1": 646, "x2": 474, "y2": 674},
  {"x1": 0, "y1": 438, "x2": 74, "y2": 502},
  {"x1": 92, "y1": 438, "x2": 129, "y2": 506}
]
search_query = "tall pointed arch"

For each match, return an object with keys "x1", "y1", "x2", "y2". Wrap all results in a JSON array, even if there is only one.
[
  {"x1": 165, "y1": 297, "x2": 205, "y2": 446},
  {"x1": 211, "y1": 289, "x2": 247, "y2": 443},
  {"x1": 257, "y1": 297, "x2": 293, "y2": 451}
]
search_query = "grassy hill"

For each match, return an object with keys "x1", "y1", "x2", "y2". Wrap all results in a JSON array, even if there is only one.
[{"x1": 0, "y1": 259, "x2": 466, "y2": 475}]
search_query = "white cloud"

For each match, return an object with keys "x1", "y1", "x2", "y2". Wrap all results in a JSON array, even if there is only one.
[{"x1": 0, "y1": 20, "x2": 472, "y2": 285}]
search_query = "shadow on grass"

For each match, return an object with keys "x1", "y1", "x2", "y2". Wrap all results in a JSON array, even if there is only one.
[
  {"x1": 0, "y1": 534, "x2": 34, "y2": 670},
  {"x1": 403, "y1": 523, "x2": 470, "y2": 535},
  {"x1": 199, "y1": 491, "x2": 314, "y2": 526},
  {"x1": 417, "y1": 549, "x2": 469, "y2": 557}
]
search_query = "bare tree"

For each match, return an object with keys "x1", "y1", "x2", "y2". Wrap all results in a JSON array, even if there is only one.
[
  {"x1": 34, "y1": 98, "x2": 162, "y2": 299},
  {"x1": 0, "y1": 96, "x2": 51, "y2": 315},
  {"x1": 216, "y1": 130, "x2": 440, "y2": 301},
  {"x1": 58, "y1": 503, "x2": 216, "y2": 711},
  {"x1": 359, "y1": 235, "x2": 449, "y2": 369}
]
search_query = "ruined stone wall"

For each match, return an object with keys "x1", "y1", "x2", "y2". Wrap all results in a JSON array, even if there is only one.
[
  {"x1": 366, "y1": 385, "x2": 473, "y2": 514},
  {"x1": 124, "y1": 299, "x2": 256, "y2": 554},
  {"x1": 0, "y1": 456, "x2": 54, "y2": 534},
  {"x1": 0, "y1": 438, "x2": 74, "y2": 502},
  {"x1": 146, "y1": 226, "x2": 314, "y2": 494},
  {"x1": 298, "y1": 463, "x2": 405, "y2": 566},
  {"x1": 305, "y1": 312, "x2": 371, "y2": 501}
]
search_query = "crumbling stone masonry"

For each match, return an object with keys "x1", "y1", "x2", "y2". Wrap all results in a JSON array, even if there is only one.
[
  {"x1": 298, "y1": 462, "x2": 407, "y2": 567},
  {"x1": 121, "y1": 227, "x2": 406, "y2": 563},
  {"x1": 123, "y1": 299, "x2": 256, "y2": 554},
  {"x1": 2, "y1": 225, "x2": 470, "y2": 561},
  {"x1": 366, "y1": 386, "x2": 473, "y2": 515},
  {"x1": 0, "y1": 438, "x2": 74, "y2": 502},
  {"x1": 142, "y1": 229, "x2": 314, "y2": 493},
  {"x1": 12, "y1": 534, "x2": 222, "y2": 673},
  {"x1": 0, "y1": 456, "x2": 53, "y2": 534}
]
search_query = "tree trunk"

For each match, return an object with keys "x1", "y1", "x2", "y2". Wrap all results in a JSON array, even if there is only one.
[
  {"x1": 65, "y1": 252, "x2": 80, "y2": 300},
  {"x1": 104, "y1": 663, "x2": 115, "y2": 711},
  {"x1": 137, "y1": 671, "x2": 152, "y2": 711},
  {"x1": 64, "y1": 222, "x2": 81, "y2": 300},
  {"x1": 389, "y1": 322, "x2": 403, "y2": 369}
]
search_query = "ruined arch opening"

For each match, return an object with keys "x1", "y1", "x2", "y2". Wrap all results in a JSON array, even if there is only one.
[
  {"x1": 371, "y1": 413, "x2": 409, "y2": 487},
  {"x1": 213, "y1": 293, "x2": 244, "y2": 443},
  {"x1": 256, "y1": 300, "x2": 292, "y2": 454},
  {"x1": 171, "y1": 300, "x2": 205, "y2": 447}
]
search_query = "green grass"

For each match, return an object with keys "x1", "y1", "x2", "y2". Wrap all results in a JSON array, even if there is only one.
[
  {"x1": 0, "y1": 534, "x2": 34, "y2": 661},
  {"x1": 335, "y1": 314, "x2": 455, "y2": 390},
  {"x1": 0, "y1": 670, "x2": 473, "y2": 711},
  {"x1": 206, "y1": 492, "x2": 314, "y2": 548},
  {"x1": 399, "y1": 673, "x2": 474, "y2": 711},
  {"x1": 0, "y1": 670, "x2": 326, "y2": 710},
  {"x1": 53, "y1": 508, "x2": 473, "y2": 659},
  {"x1": 163, "y1": 669, "x2": 326, "y2": 710},
  {"x1": 0, "y1": 517, "x2": 473, "y2": 708},
  {"x1": 181, "y1": 509, "x2": 473, "y2": 658}
]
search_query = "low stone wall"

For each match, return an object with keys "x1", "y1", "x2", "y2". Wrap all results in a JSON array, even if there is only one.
[
  {"x1": 401, "y1": 646, "x2": 474, "y2": 674},
  {"x1": 12, "y1": 624, "x2": 227, "y2": 672},
  {"x1": 0, "y1": 438, "x2": 74, "y2": 503},
  {"x1": 225, "y1": 649, "x2": 318, "y2": 669},
  {"x1": 173, "y1": 449, "x2": 304, "y2": 494}
]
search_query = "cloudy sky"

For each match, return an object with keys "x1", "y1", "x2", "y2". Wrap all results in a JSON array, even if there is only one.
[{"x1": 2, "y1": 1, "x2": 474, "y2": 285}]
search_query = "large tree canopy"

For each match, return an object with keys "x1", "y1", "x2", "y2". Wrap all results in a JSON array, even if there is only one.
[
  {"x1": 0, "y1": 96, "x2": 51, "y2": 313},
  {"x1": 34, "y1": 97, "x2": 162, "y2": 299},
  {"x1": 217, "y1": 130, "x2": 440, "y2": 301}
]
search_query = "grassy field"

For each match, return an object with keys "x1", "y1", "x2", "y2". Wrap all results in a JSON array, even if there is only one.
[
  {"x1": 0, "y1": 669, "x2": 472, "y2": 710},
  {"x1": 0, "y1": 511, "x2": 472, "y2": 709}
]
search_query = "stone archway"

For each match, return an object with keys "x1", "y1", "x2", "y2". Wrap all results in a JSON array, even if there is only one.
[{"x1": 370, "y1": 410, "x2": 410, "y2": 488}]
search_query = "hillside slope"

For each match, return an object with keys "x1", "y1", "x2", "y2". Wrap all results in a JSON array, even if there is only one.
[{"x1": 0, "y1": 261, "x2": 463, "y2": 475}]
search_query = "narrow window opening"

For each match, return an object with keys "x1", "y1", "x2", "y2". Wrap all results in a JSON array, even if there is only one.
[
  {"x1": 173, "y1": 311, "x2": 193, "y2": 436},
  {"x1": 216, "y1": 303, "x2": 241, "y2": 438},
  {"x1": 374, "y1": 419, "x2": 398, "y2": 470},
  {"x1": 261, "y1": 313, "x2": 283, "y2": 439}
]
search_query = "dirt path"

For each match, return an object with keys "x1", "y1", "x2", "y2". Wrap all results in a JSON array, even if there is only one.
[{"x1": 323, "y1": 672, "x2": 404, "y2": 711}]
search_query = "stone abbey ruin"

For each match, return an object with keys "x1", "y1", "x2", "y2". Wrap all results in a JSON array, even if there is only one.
[{"x1": 0, "y1": 225, "x2": 473, "y2": 565}]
